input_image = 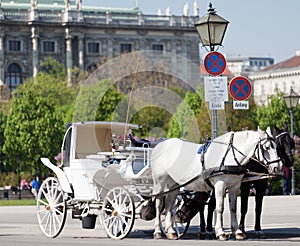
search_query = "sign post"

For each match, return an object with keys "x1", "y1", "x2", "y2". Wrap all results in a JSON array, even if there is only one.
[{"x1": 203, "y1": 51, "x2": 227, "y2": 138}]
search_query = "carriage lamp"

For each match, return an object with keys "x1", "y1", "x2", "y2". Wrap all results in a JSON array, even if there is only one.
[
  {"x1": 194, "y1": 3, "x2": 229, "y2": 138},
  {"x1": 284, "y1": 86, "x2": 300, "y2": 195},
  {"x1": 194, "y1": 3, "x2": 229, "y2": 52}
]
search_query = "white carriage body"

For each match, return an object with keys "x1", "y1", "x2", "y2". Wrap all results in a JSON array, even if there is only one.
[{"x1": 42, "y1": 121, "x2": 153, "y2": 201}]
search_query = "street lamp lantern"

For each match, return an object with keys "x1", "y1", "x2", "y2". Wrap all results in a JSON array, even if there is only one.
[
  {"x1": 194, "y1": 3, "x2": 229, "y2": 139},
  {"x1": 284, "y1": 86, "x2": 299, "y2": 195},
  {"x1": 194, "y1": 2, "x2": 229, "y2": 51},
  {"x1": 284, "y1": 87, "x2": 300, "y2": 110}
]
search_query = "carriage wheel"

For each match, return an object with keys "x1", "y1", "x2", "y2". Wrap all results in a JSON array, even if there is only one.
[
  {"x1": 101, "y1": 187, "x2": 135, "y2": 239},
  {"x1": 36, "y1": 177, "x2": 67, "y2": 238},
  {"x1": 160, "y1": 195, "x2": 190, "y2": 239}
]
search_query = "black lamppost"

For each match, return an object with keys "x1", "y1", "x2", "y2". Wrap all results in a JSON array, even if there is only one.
[
  {"x1": 284, "y1": 86, "x2": 300, "y2": 195},
  {"x1": 194, "y1": 3, "x2": 229, "y2": 138}
]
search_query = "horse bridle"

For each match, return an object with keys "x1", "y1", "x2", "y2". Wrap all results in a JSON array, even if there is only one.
[
  {"x1": 255, "y1": 136, "x2": 281, "y2": 167},
  {"x1": 205, "y1": 132, "x2": 281, "y2": 171}
]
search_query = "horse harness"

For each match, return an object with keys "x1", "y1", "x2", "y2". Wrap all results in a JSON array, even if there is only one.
[
  {"x1": 155, "y1": 132, "x2": 281, "y2": 197},
  {"x1": 200, "y1": 132, "x2": 281, "y2": 185}
]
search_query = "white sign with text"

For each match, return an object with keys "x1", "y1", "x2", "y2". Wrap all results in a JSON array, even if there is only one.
[
  {"x1": 204, "y1": 76, "x2": 228, "y2": 102},
  {"x1": 233, "y1": 100, "x2": 249, "y2": 110},
  {"x1": 209, "y1": 101, "x2": 225, "y2": 110}
]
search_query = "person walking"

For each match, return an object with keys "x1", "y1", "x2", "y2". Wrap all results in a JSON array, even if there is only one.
[
  {"x1": 31, "y1": 176, "x2": 40, "y2": 199},
  {"x1": 282, "y1": 166, "x2": 292, "y2": 195}
]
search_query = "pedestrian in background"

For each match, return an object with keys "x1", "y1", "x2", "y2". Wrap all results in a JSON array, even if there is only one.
[
  {"x1": 282, "y1": 166, "x2": 292, "y2": 195},
  {"x1": 31, "y1": 176, "x2": 40, "y2": 198}
]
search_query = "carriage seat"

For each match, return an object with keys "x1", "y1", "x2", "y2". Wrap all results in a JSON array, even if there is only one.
[{"x1": 118, "y1": 153, "x2": 151, "y2": 179}]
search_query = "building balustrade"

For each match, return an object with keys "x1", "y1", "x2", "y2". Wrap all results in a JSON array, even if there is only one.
[{"x1": 0, "y1": 8, "x2": 197, "y2": 27}]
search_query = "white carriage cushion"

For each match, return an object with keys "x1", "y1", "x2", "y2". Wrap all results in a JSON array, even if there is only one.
[{"x1": 118, "y1": 154, "x2": 151, "y2": 179}]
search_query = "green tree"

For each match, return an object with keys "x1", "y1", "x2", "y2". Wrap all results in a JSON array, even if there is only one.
[
  {"x1": 225, "y1": 96, "x2": 257, "y2": 131},
  {"x1": 0, "y1": 110, "x2": 7, "y2": 172},
  {"x1": 131, "y1": 106, "x2": 171, "y2": 138},
  {"x1": 256, "y1": 92, "x2": 290, "y2": 130},
  {"x1": 3, "y1": 92, "x2": 63, "y2": 176},
  {"x1": 2, "y1": 60, "x2": 76, "y2": 176},
  {"x1": 39, "y1": 56, "x2": 67, "y2": 81},
  {"x1": 167, "y1": 88, "x2": 203, "y2": 142},
  {"x1": 72, "y1": 80, "x2": 124, "y2": 122}
]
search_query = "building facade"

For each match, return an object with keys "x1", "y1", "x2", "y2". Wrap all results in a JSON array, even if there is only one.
[
  {"x1": 249, "y1": 51, "x2": 300, "y2": 105},
  {"x1": 226, "y1": 56, "x2": 274, "y2": 77},
  {"x1": 0, "y1": 0, "x2": 201, "y2": 99}
]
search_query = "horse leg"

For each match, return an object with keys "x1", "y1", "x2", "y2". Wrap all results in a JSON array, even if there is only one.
[
  {"x1": 228, "y1": 182, "x2": 246, "y2": 240},
  {"x1": 253, "y1": 179, "x2": 268, "y2": 239},
  {"x1": 239, "y1": 181, "x2": 251, "y2": 235},
  {"x1": 164, "y1": 190, "x2": 179, "y2": 240},
  {"x1": 196, "y1": 192, "x2": 208, "y2": 240},
  {"x1": 206, "y1": 190, "x2": 216, "y2": 239},
  {"x1": 153, "y1": 196, "x2": 164, "y2": 239},
  {"x1": 213, "y1": 180, "x2": 228, "y2": 240}
]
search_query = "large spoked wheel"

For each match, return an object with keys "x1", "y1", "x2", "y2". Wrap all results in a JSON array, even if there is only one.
[
  {"x1": 160, "y1": 195, "x2": 190, "y2": 239},
  {"x1": 36, "y1": 177, "x2": 67, "y2": 238},
  {"x1": 101, "y1": 187, "x2": 135, "y2": 240}
]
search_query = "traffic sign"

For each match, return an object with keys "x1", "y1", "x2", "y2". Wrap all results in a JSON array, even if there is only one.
[
  {"x1": 204, "y1": 51, "x2": 227, "y2": 76},
  {"x1": 229, "y1": 76, "x2": 252, "y2": 101}
]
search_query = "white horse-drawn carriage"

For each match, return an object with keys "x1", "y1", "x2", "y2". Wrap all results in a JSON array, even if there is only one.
[
  {"x1": 37, "y1": 121, "x2": 282, "y2": 240},
  {"x1": 37, "y1": 121, "x2": 188, "y2": 239}
]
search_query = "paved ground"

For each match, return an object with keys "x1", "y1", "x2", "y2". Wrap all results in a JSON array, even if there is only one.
[{"x1": 0, "y1": 195, "x2": 299, "y2": 245}]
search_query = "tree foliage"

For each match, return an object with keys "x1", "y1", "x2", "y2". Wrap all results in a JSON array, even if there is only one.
[
  {"x1": 131, "y1": 106, "x2": 171, "y2": 138},
  {"x1": 3, "y1": 91, "x2": 63, "y2": 175},
  {"x1": 0, "y1": 111, "x2": 7, "y2": 172},
  {"x1": 256, "y1": 92, "x2": 290, "y2": 130},
  {"x1": 2, "y1": 62, "x2": 76, "y2": 176},
  {"x1": 167, "y1": 88, "x2": 203, "y2": 142},
  {"x1": 225, "y1": 96, "x2": 257, "y2": 131},
  {"x1": 72, "y1": 80, "x2": 124, "y2": 122}
]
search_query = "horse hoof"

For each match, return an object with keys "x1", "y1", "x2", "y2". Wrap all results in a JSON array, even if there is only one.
[
  {"x1": 216, "y1": 233, "x2": 229, "y2": 241},
  {"x1": 205, "y1": 232, "x2": 216, "y2": 240},
  {"x1": 206, "y1": 232, "x2": 216, "y2": 240},
  {"x1": 166, "y1": 233, "x2": 178, "y2": 240},
  {"x1": 256, "y1": 231, "x2": 266, "y2": 239},
  {"x1": 235, "y1": 232, "x2": 247, "y2": 240},
  {"x1": 153, "y1": 232, "x2": 162, "y2": 239},
  {"x1": 197, "y1": 232, "x2": 206, "y2": 240}
]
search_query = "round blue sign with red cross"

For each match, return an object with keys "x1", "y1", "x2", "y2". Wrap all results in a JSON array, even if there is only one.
[
  {"x1": 204, "y1": 51, "x2": 227, "y2": 76},
  {"x1": 229, "y1": 76, "x2": 252, "y2": 101}
]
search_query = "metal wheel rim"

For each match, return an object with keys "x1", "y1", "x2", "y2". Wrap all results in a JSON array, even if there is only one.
[
  {"x1": 160, "y1": 212, "x2": 190, "y2": 239},
  {"x1": 36, "y1": 177, "x2": 67, "y2": 238},
  {"x1": 101, "y1": 187, "x2": 135, "y2": 239},
  {"x1": 160, "y1": 195, "x2": 190, "y2": 239}
]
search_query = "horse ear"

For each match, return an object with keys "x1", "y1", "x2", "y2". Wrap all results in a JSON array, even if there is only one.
[
  {"x1": 266, "y1": 127, "x2": 272, "y2": 136},
  {"x1": 284, "y1": 124, "x2": 289, "y2": 132}
]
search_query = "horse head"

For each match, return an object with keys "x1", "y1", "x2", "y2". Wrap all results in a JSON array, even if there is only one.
[
  {"x1": 253, "y1": 127, "x2": 282, "y2": 176},
  {"x1": 273, "y1": 125, "x2": 295, "y2": 168}
]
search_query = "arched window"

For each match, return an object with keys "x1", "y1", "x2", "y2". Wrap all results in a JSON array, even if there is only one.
[{"x1": 5, "y1": 63, "x2": 21, "y2": 91}]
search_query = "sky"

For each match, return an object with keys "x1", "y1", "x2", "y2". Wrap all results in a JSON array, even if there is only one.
[{"x1": 83, "y1": 0, "x2": 300, "y2": 64}]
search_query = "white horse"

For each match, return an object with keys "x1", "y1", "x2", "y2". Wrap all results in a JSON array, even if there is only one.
[{"x1": 151, "y1": 128, "x2": 281, "y2": 240}]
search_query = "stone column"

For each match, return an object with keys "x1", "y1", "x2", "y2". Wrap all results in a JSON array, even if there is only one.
[
  {"x1": 65, "y1": 28, "x2": 72, "y2": 86},
  {"x1": 0, "y1": 32, "x2": 4, "y2": 85},
  {"x1": 31, "y1": 27, "x2": 39, "y2": 80},
  {"x1": 78, "y1": 34, "x2": 84, "y2": 71},
  {"x1": 107, "y1": 39, "x2": 113, "y2": 59}
]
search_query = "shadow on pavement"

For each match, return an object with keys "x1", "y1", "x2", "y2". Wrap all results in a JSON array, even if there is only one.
[{"x1": 128, "y1": 226, "x2": 300, "y2": 241}]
